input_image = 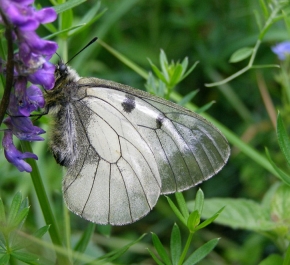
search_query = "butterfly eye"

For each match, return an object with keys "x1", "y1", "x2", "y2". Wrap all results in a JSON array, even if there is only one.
[{"x1": 59, "y1": 63, "x2": 67, "y2": 73}]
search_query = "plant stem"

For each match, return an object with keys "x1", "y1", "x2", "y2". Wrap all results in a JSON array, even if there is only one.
[
  {"x1": 205, "y1": 3, "x2": 282, "y2": 88},
  {"x1": 0, "y1": 11, "x2": 14, "y2": 126},
  {"x1": 21, "y1": 141, "x2": 71, "y2": 265},
  {"x1": 178, "y1": 232, "x2": 194, "y2": 265}
]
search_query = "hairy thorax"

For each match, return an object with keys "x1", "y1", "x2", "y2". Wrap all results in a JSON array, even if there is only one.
[{"x1": 45, "y1": 66, "x2": 81, "y2": 166}]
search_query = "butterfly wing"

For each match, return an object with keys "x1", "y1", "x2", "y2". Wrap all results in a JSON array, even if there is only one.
[
  {"x1": 63, "y1": 77, "x2": 230, "y2": 225},
  {"x1": 62, "y1": 85, "x2": 161, "y2": 225}
]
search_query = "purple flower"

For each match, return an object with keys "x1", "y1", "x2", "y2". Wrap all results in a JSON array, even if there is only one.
[
  {"x1": 28, "y1": 62, "x2": 56, "y2": 90},
  {"x1": 8, "y1": 80, "x2": 45, "y2": 116},
  {"x1": 0, "y1": 0, "x2": 57, "y2": 172},
  {"x1": 272, "y1": 41, "x2": 290, "y2": 60},
  {"x1": 20, "y1": 31, "x2": 58, "y2": 56},
  {"x1": 2, "y1": 130, "x2": 38, "y2": 172},
  {"x1": 5, "y1": 117, "x2": 45, "y2": 141},
  {"x1": 0, "y1": 0, "x2": 56, "y2": 31}
]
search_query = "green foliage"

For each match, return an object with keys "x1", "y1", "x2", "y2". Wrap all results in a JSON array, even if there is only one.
[
  {"x1": 146, "y1": 49, "x2": 198, "y2": 99},
  {"x1": 0, "y1": 193, "x2": 49, "y2": 265},
  {"x1": 229, "y1": 47, "x2": 254, "y2": 63},
  {"x1": 149, "y1": 190, "x2": 222, "y2": 265},
  {"x1": 2, "y1": 0, "x2": 290, "y2": 264}
]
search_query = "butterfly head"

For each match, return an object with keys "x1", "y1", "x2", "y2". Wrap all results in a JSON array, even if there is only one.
[{"x1": 52, "y1": 60, "x2": 80, "y2": 91}]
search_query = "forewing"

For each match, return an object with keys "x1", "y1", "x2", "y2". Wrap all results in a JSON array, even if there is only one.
[
  {"x1": 79, "y1": 78, "x2": 230, "y2": 194},
  {"x1": 63, "y1": 96, "x2": 161, "y2": 225}
]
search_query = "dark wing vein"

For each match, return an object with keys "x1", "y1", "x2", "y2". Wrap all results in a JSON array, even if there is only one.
[
  {"x1": 81, "y1": 160, "x2": 100, "y2": 215},
  {"x1": 82, "y1": 96, "x2": 161, "y2": 167},
  {"x1": 172, "y1": 119, "x2": 227, "y2": 171},
  {"x1": 158, "y1": 125, "x2": 194, "y2": 180},
  {"x1": 78, "y1": 100, "x2": 161, "y2": 188},
  {"x1": 115, "y1": 164, "x2": 133, "y2": 223},
  {"x1": 63, "y1": 146, "x2": 90, "y2": 192},
  {"x1": 153, "y1": 129, "x2": 178, "y2": 191},
  {"x1": 197, "y1": 126, "x2": 229, "y2": 164},
  {"x1": 108, "y1": 164, "x2": 111, "y2": 222},
  {"x1": 119, "y1": 143, "x2": 152, "y2": 209},
  {"x1": 73, "y1": 101, "x2": 114, "y2": 164},
  {"x1": 170, "y1": 120, "x2": 216, "y2": 175}
]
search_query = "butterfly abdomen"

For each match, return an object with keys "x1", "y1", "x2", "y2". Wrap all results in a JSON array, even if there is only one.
[{"x1": 49, "y1": 104, "x2": 79, "y2": 166}]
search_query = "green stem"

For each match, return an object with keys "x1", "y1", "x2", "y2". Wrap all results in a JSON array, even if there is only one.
[
  {"x1": 63, "y1": 200, "x2": 72, "y2": 260},
  {"x1": 0, "y1": 11, "x2": 14, "y2": 126},
  {"x1": 178, "y1": 232, "x2": 194, "y2": 265},
  {"x1": 21, "y1": 141, "x2": 71, "y2": 265},
  {"x1": 205, "y1": 4, "x2": 282, "y2": 88},
  {"x1": 283, "y1": 242, "x2": 290, "y2": 265},
  {"x1": 281, "y1": 63, "x2": 290, "y2": 104}
]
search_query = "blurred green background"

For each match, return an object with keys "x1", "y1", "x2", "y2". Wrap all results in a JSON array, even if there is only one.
[{"x1": 1, "y1": 0, "x2": 289, "y2": 264}]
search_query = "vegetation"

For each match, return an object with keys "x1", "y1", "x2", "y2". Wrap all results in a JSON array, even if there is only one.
[{"x1": 1, "y1": 0, "x2": 290, "y2": 264}]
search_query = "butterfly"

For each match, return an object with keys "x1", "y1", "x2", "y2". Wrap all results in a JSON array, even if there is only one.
[{"x1": 45, "y1": 51, "x2": 230, "y2": 226}]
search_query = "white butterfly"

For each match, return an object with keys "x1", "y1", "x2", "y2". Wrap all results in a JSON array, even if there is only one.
[{"x1": 45, "y1": 61, "x2": 230, "y2": 226}]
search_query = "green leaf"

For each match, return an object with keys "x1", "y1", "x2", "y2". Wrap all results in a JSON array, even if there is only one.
[
  {"x1": 44, "y1": 24, "x2": 86, "y2": 40},
  {"x1": 0, "y1": 238, "x2": 6, "y2": 250},
  {"x1": 170, "y1": 224, "x2": 181, "y2": 265},
  {"x1": 277, "y1": 112, "x2": 290, "y2": 167},
  {"x1": 0, "y1": 254, "x2": 10, "y2": 265},
  {"x1": 199, "y1": 198, "x2": 276, "y2": 231},
  {"x1": 33, "y1": 225, "x2": 50, "y2": 239},
  {"x1": 13, "y1": 224, "x2": 50, "y2": 251},
  {"x1": 19, "y1": 197, "x2": 29, "y2": 211},
  {"x1": 229, "y1": 47, "x2": 253, "y2": 63},
  {"x1": 41, "y1": 22, "x2": 57, "y2": 34},
  {"x1": 259, "y1": 0, "x2": 269, "y2": 18},
  {"x1": 193, "y1": 189, "x2": 204, "y2": 214},
  {"x1": 175, "y1": 193, "x2": 189, "y2": 220},
  {"x1": 258, "y1": 254, "x2": 283, "y2": 265},
  {"x1": 53, "y1": 0, "x2": 87, "y2": 14},
  {"x1": 180, "y1": 57, "x2": 189, "y2": 75},
  {"x1": 10, "y1": 208, "x2": 29, "y2": 228},
  {"x1": 265, "y1": 148, "x2": 290, "y2": 186},
  {"x1": 283, "y1": 243, "x2": 290, "y2": 265},
  {"x1": 151, "y1": 233, "x2": 172, "y2": 265},
  {"x1": 0, "y1": 198, "x2": 6, "y2": 225},
  {"x1": 11, "y1": 251, "x2": 39, "y2": 264},
  {"x1": 7, "y1": 193, "x2": 22, "y2": 224},
  {"x1": 166, "y1": 196, "x2": 187, "y2": 226},
  {"x1": 195, "y1": 207, "x2": 225, "y2": 231},
  {"x1": 147, "y1": 248, "x2": 165, "y2": 265},
  {"x1": 68, "y1": 3, "x2": 107, "y2": 37},
  {"x1": 96, "y1": 234, "x2": 146, "y2": 262},
  {"x1": 76, "y1": 1, "x2": 101, "y2": 25},
  {"x1": 187, "y1": 210, "x2": 200, "y2": 232},
  {"x1": 60, "y1": 9, "x2": 73, "y2": 34},
  {"x1": 195, "y1": 101, "x2": 215, "y2": 114},
  {"x1": 181, "y1": 61, "x2": 199, "y2": 81},
  {"x1": 160, "y1": 50, "x2": 169, "y2": 81},
  {"x1": 183, "y1": 238, "x2": 220, "y2": 265},
  {"x1": 149, "y1": 61, "x2": 168, "y2": 84},
  {"x1": 178, "y1": 90, "x2": 199, "y2": 106},
  {"x1": 169, "y1": 64, "x2": 183, "y2": 87},
  {"x1": 269, "y1": 183, "x2": 290, "y2": 234},
  {"x1": 74, "y1": 223, "x2": 95, "y2": 253}
]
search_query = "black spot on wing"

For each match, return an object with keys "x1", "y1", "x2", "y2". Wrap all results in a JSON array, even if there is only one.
[
  {"x1": 156, "y1": 114, "x2": 165, "y2": 129},
  {"x1": 122, "y1": 94, "x2": 136, "y2": 113}
]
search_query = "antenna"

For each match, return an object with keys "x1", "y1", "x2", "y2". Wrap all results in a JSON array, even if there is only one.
[{"x1": 66, "y1": 37, "x2": 98, "y2": 65}]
